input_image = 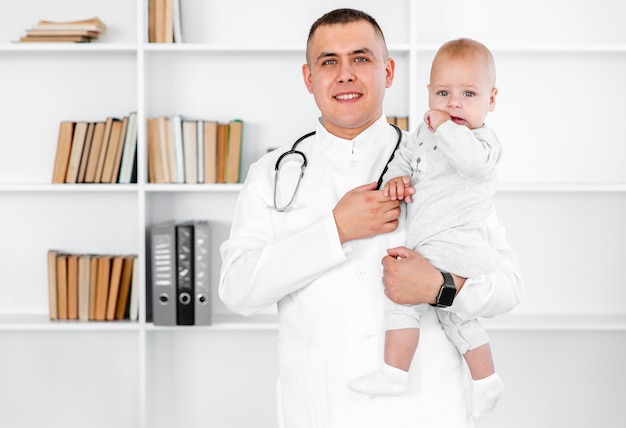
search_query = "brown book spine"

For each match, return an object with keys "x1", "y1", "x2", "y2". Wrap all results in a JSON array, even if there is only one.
[
  {"x1": 56, "y1": 255, "x2": 68, "y2": 320},
  {"x1": 47, "y1": 250, "x2": 58, "y2": 320},
  {"x1": 88, "y1": 256, "x2": 99, "y2": 320},
  {"x1": 77, "y1": 122, "x2": 95, "y2": 183},
  {"x1": 66, "y1": 255, "x2": 79, "y2": 320},
  {"x1": 94, "y1": 117, "x2": 115, "y2": 183},
  {"x1": 52, "y1": 122, "x2": 75, "y2": 183},
  {"x1": 216, "y1": 123, "x2": 229, "y2": 183},
  {"x1": 105, "y1": 256, "x2": 124, "y2": 320},
  {"x1": 115, "y1": 256, "x2": 135, "y2": 320},
  {"x1": 94, "y1": 256, "x2": 111, "y2": 321},
  {"x1": 225, "y1": 120, "x2": 243, "y2": 183}
]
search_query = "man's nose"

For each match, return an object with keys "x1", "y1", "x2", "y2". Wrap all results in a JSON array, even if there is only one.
[{"x1": 337, "y1": 62, "x2": 355, "y2": 83}]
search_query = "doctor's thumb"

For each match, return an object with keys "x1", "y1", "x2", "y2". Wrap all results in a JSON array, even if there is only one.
[{"x1": 386, "y1": 246, "x2": 411, "y2": 259}]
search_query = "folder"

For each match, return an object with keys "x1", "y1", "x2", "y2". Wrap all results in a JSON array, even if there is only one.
[
  {"x1": 193, "y1": 220, "x2": 211, "y2": 325},
  {"x1": 150, "y1": 221, "x2": 177, "y2": 325},
  {"x1": 175, "y1": 222, "x2": 195, "y2": 325}
]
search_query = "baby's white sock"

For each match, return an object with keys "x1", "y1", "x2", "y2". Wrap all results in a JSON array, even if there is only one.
[
  {"x1": 349, "y1": 363, "x2": 409, "y2": 397},
  {"x1": 472, "y1": 373, "x2": 504, "y2": 420}
]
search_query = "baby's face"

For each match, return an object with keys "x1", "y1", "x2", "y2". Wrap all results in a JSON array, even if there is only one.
[{"x1": 427, "y1": 55, "x2": 497, "y2": 130}]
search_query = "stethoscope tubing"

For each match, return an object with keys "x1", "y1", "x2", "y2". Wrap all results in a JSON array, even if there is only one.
[{"x1": 271, "y1": 124, "x2": 402, "y2": 211}]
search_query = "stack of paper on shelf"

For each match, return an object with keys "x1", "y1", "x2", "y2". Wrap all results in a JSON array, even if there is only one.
[{"x1": 17, "y1": 17, "x2": 106, "y2": 43}]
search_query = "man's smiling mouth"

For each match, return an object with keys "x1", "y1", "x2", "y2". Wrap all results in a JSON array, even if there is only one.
[{"x1": 335, "y1": 93, "x2": 361, "y2": 100}]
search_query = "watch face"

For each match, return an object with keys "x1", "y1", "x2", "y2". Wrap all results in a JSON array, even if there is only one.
[{"x1": 438, "y1": 285, "x2": 456, "y2": 307}]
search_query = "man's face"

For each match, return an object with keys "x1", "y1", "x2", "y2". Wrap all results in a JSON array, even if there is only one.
[{"x1": 302, "y1": 21, "x2": 395, "y2": 140}]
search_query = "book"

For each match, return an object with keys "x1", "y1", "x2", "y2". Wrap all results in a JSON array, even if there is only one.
[
  {"x1": 182, "y1": 119, "x2": 198, "y2": 183},
  {"x1": 115, "y1": 256, "x2": 135, "y2": 320},
  {"x1": 84, "y1": 121, "x2": 106, "y2": 183},
  {"x1": 118, "y1": 112, "x2": 138, "y2": 184},
  {"x1": 25, "y1": 29, "x2": 100, "y2": 37},
  {"x1": 105, "y1": 256, "x2": 124, "y2": 321},
  {"x1": 94, "y1": 117, "x2": 115, "y2": 182},
  {"x1": 101, "y1": 117, "x2": 125, "y2": 183},
  {"x1": 154, "y1": 0, "x2": 173, "y2": 43},
  {"x1": 56, "y1": 254, "x2": 68, "y2": 320},
  {"x1": 193, "y1": 221, "x2": 211, "y2": 325},
  {"x1": 51, "y1": 121, "x2": 74, "y2": 183},
  {"x1": 34, "y1": 17, "x2": 106, "y2": 32},
  {"x1": 197, "y1": 120, "x2": 204, "y2": 183},
  {"x1": 150, "y1": 221, "x2": 177, "y2": 325},
  {"x1": 77, "y1": 122, "x2": 95, "y2": 183},
  {"x1": 110, "y1": 115, "x2": 129, "y2": 183},
  {"x1": 66, "y1": 255, "x2": 79, "y2": 320},
  {"x1": 78, "y1": 255, "x2": 91, "y2": 321},
  {"x1": 47, "y1": 250, "x2": 58, "y2": 320},
  {"x1": 94, "y1": 256, "x2": 112, "y2": 321},
  {"x1": 89, "y1": 256, "x2": 98, "y2": 320},
  {"x1": 148, "y1": 0, "x2": 157, "y2": 42},
  {"x1": 203, "y1": 121, "x2": 218, "y2": 183},
  {"x1": 147, "y1": 117, "x2": 161, "y2": 182},
  {"x1": 216, "y1": 123, "x2": 229, "y2": 183},
  {"x1": 164, "y1": 0, "x2": 174, "y2": 43},
  {"x1": 176, "y1": 223, "x2": 195, "y2": 325},
  {"x1": 65, "y1": 122, "x2": 89, "y2": 183},
  {"x1": 18, "y1": 35, "x2": 92, "y2": 43},
  {"x1": 128, "y1": 256, "x2": 139, "y2": 321},
  {"x1": 225, "y1": 119, "x2": 244, "y2": 183},
  {"x1": 157, "y1": 116, "x2": 175, "y2": 182},
  {"x1": 173, "y1": 0, "x2": 183, "y2": 43},
  {"x1": 171, "y1": 115, "x2": 185, "y2": 183}
]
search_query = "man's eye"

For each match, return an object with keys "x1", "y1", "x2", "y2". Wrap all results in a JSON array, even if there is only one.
[
  {"x1": 322, "y1": 59, "x2": 337, "y2": 65},
  {"x1": 354, "y1": 57, "x2": 368, "y2": 63},
  {"x1": 437, "y1": 90, "x2": 449, "y2": 96}
]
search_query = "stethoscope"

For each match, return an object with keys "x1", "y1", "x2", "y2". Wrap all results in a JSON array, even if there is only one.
[{"x1": 271, "y1": 123, "x2": 403, "y2": 212}]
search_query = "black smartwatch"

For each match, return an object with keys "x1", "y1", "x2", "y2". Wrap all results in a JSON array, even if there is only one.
[{"x1": 430, "y1": 271, "x2": 456, "y2": 308}]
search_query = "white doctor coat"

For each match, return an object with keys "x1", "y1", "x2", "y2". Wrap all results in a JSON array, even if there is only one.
[{"x1": 219, "y1": 117, "x2": 523, "y2": 428}]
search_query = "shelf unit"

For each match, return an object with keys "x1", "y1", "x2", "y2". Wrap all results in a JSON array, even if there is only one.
[{"x1": 1, "y1": 1, "x2": 625, "y2": 427}]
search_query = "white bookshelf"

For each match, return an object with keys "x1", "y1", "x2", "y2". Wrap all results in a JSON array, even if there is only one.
[{"x1": 1, "y1": 1, "x2": 624, "y2": 427}]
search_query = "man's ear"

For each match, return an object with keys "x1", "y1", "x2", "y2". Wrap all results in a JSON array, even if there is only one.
[{"x1": 302, "y1": 64, "x2": 314, "y2": 94}]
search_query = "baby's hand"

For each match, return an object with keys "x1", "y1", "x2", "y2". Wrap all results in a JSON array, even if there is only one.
[
  {"x1": 424, "y1": 109, "x2": 451, "y2": 132},
  {"x1": 383, "y1": 175, "x2": 414, "y2": 203}
]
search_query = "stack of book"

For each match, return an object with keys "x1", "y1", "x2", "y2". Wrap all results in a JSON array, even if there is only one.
[
  {"x1": 17, "y1": 17, "x2": 106, "y2": 43},
  {"x1": 47, "y1": 251, "x2": 137, "y2": 322},
  {"x1": 148, "y1": 0, "x2": 183, "y2": 43},
  {"x1": 147, "y1": 116, "x2": 243, "y2": 184},
  {"x1": 51, "y1": 112, "x2": 138, "y2": 184},
  {"x1": 148, "y1": 220, "x2": 212, "y2": 326}
]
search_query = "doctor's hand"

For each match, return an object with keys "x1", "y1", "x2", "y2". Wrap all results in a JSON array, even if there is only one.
[
  {"x1": 333, "y1": 182, "x2": 401, "y2": 244},
  {"x1": 382, "y1": 246, "x2": 465, "y2": 305}
]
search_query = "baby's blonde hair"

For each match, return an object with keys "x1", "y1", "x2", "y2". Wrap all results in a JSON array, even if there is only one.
[{"x1": 432, "y1": 38, "x2": 496, "y2": 86}]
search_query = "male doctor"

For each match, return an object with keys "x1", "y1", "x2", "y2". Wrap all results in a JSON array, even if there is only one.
[{"x1": 219, "y1": 8, "x2": 523, "y2": 428}]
